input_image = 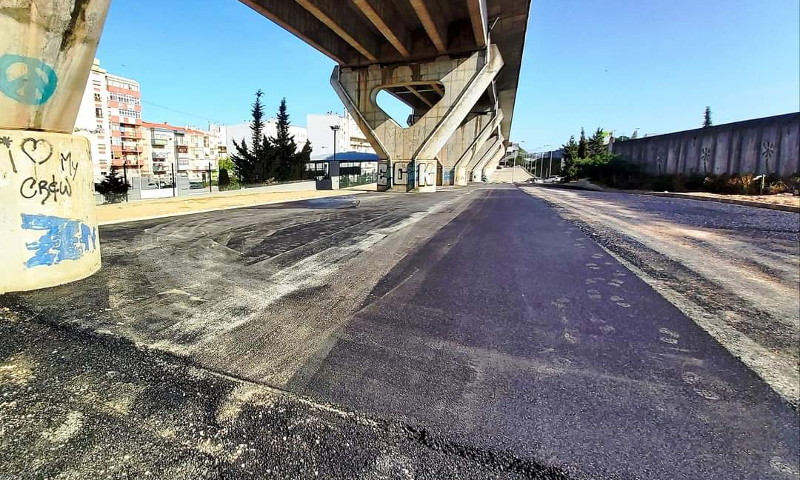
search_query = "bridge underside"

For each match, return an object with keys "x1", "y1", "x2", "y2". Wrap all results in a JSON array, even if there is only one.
[{"x1": 241, "y1": 0, "x2": 531, "y2": 191}]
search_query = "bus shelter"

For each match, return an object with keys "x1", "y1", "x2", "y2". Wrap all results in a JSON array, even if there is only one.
[{"x1": 308, "y1": 152, "x2": 379, "y2": 190}]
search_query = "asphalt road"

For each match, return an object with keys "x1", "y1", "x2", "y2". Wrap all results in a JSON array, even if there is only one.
[{"x1": 1, "y1": 184, "x2": 798, "y2": 479}]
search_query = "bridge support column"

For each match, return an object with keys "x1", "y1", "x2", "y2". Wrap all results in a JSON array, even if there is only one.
[
  {"x1": 482, "y1": 145, "x2": 508, "y2": 182},
  {"x1": 0, "y1": 1, "x2": 109, "y2": 293},
  {"x1": 471, "y1": 137, "x2": 505, "y2": 182},
  {"x1": 332, "y1": 45, "x2": 504, "y2": 192},
  {"x1": 452, "y1": 109, "x2": 503, "y2": 186}
]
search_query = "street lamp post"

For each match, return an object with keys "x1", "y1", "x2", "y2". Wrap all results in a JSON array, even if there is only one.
[
  {"x1": 330, "y1": 124, "x2": 340, "y2": 187},
  {"x1": 330, "y1": 124, "x2": 340, "y2": 162},
  {"x1": 541, "y1": 145, "x2": 552, "y2": 178}
]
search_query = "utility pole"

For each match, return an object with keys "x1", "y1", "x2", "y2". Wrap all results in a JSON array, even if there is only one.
[
  {"x1": 123, "y1": 159, "x2": 128, "y2": 202},
  {"x1": 172, "y1": 130, "x2": 179, "y2": 197},
  {"x1": 208, "y1": 162, "x2": 212, "y2": 193}
]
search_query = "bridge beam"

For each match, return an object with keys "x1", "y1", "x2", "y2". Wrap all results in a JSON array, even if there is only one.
[
  {"x1": 350, "y1": 0, "x2": 411, "y2": 57},
  {"x1": 331, "y1": 44, "x2": 503, "y2": 192}
]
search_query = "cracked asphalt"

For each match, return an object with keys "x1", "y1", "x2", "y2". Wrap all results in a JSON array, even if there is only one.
[{"x1": 1, "y1": 184, "x2": 798, "y2": 479}]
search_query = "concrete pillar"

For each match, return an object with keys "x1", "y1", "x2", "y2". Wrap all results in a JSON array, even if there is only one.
[
  {"x1": 332, "y1": 45, "x2": 504, "y2": 192},
  {"x1": 452, "y1": 109, "x2": 503, "y2": 186},
  {"x1": 482, "y1": 145, "x2": 508, "y2": 181},
  {"x1": 471, "y1": 137, "x2": 505, "y2": 182},
  {"x1": 1, "y1": 1, "x2": 110, "y2": 293}
]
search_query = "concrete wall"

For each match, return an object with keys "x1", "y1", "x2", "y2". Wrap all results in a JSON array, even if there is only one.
[{"x1": 611, "y1": 113, "x2": 800, "y2": 176}]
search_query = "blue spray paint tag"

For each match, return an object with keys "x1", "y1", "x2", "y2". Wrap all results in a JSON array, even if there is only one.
[
  {"x1": 21, "y1": 214, "x2": 97, "y2": 268},
  {"x1": 0, "y1": 55, "x2": 58, "y2": 105}
]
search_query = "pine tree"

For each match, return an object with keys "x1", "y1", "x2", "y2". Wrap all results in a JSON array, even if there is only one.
[
  {"x1": 272, "y1": 98, "x2": 298, "y2": 181},
  {"x1": 231, "y1": 90, "x2": 272, "y2": 183},
  {"x1": 588, "y1": 128, "x2": 606, "y2": 157},
  {"x1": 577, "y1": 127, "x2": 587, "y2": 159},
  {"x1": 561, "y1": 136, "x2": 580, "y2": 180},
  {"x1": 703, "y1": 106, "x2": 712, "y2": 128},
  {"x1": 562, "y1": 136, "x2": 579, "y2": 162}
]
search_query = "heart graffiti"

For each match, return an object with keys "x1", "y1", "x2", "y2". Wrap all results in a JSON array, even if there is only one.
[
  {"x1": 21, "y1": 138, "x2": 53, "y2": 165},
  {"x1": 0, "y1": 54, "x2": 58, "y2": 106}
]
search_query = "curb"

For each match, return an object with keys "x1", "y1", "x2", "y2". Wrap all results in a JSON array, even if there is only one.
[
  {"x1": 640, "y1": 192, "x2": 800, "y2": 213},
  {"x1": 527, "y1": 183, "x2": 800, "y2": 213},
  {"x1": 98, "y1": 190, "x2": 370, "y2": 226}
]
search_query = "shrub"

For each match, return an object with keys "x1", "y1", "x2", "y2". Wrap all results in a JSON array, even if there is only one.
[
  {"x1": 95, "y1": 170, "x2": 129, "y2": 204},
  {"x1": 768, "y1": 181, "x2": 789, "y2": 195},
  {"x1": 218, "y1": 168, "x2": 231, "y2": 190}
]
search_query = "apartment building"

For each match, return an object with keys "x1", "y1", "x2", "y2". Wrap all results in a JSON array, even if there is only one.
[
  {"x1": 106, "y1": 72, "x2": 146, "y2": 176},
  {"x1": 141, "y1": 122, "x2": 221, "y2": 181},
  {"x1": 74, "y1": 60, "x2": 112, "y2": 181},
  {"x1": 307, "y1": 112, "x2": 375, "y2": 156}
]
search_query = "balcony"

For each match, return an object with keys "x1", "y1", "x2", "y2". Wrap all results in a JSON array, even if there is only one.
[
  {"x1": 152, "y1": 163, "x2": 168, "y2": 173},
  {"x1": 111, "y1": 158, "x2": 140, "y2": 167},
  {"x1": 151, "y1": 138, "x2": 169, "y2": 147},
  {"x1": 120, "y1": 129, "x2": 140, "y2": 139},
  {"x1": 152, "y1": 152, "x2": 168, "y2": 160}
]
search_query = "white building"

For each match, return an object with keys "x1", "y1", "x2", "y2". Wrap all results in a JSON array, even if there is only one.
[
  {"x1": 307, "y1": 111, "x2": 374, "y2": 157},
  {"x1": 74, "y1": 59, "x2": 112, "y2": 181},
  {"x1": 224, "y1": 119, "x2": 308, "y2": 156}
]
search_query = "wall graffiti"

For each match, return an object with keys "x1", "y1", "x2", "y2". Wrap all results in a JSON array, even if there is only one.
[
  {"x1": 19, "y1": 175, "x2": 72, "y2": 204},
  {"x1": 0, "y1": 136, "x2": 79, "y2": 205},
  {"x1": 418, "y1": 162, "x2": 436, "y2": 186},
  {"x1": 394, "y1": 163, "x2": 408, "y2": 185},
  {"x1": 21, "y1": 214, "x2": 97, "y2": 268},
  {"x1": 391, "y1": 161, "x2": 436, "y2": 187},
  {"x1": 377, "y1": 162, "x2": 389, "y2": 186},
  {"x1": 0, "y1": 135, "x2": 15, "y2": 173},
  {"x1": 0, "y1": 54, "x2": 58, "y2": 106}
]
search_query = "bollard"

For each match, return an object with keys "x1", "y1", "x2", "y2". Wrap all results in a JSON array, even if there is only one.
[{"x1": 1, "y1": 1, "x2": 111, "y2": 293}]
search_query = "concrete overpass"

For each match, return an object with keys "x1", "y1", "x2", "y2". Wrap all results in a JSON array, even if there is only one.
[{"x1": 241, "y1": 0, "x2": 532, "y2": 191}]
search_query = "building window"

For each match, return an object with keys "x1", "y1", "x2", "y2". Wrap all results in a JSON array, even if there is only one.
[
  {"x1": 94, "y1": 93, "x2": 101, "y2": 102},
  {"x1": 95, "y1": 108, "x2": 103, "y2": 118}
]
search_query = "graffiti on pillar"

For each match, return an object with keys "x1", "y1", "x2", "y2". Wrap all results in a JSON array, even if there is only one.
[
  {"x1": 0, "y1": 135, "x2": 15, "y2": 173},
  {"x1": 700, "y1": 146, "x2": 711, "y2": 173},
  {"x1": 21, "y1": 214, "x2": 97, "y2": 268},
  {"x1": 393, "y1": 163, "x2": 408, "y2": 185},
  {"x1": 1, "y1": 136, "x2": 79, "y2": 205},
  {"x1": 377, "y1": 162, "x2": 390, "y2": 186},
  {"x1": 418, "y1": 163, "x2": 436, "y2": 186},
  {"x1": 442, "y1": 169, "x2": 452, "y2": 184},
  {"x1": 0, "y1": 54, "x2": 59, "y2": 105}
]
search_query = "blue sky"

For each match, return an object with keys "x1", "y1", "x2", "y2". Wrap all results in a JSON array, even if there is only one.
[{"x1": 96, "y1": 0, "x2": 800, "y2": 151}]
